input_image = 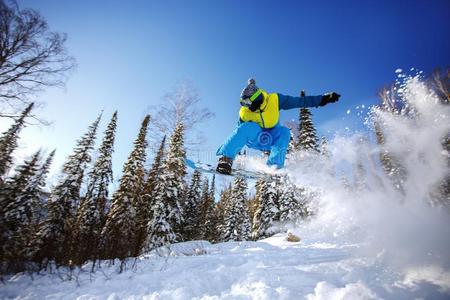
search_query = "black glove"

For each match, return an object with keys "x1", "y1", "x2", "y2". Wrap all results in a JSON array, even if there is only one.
[{"x1": 319, "y1": 92, "x2": 340, "y2": 106}]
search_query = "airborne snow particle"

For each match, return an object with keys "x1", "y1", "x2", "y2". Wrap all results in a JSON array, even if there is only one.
[
  {"x1": 395, "y1": 68, "x2": 403, "y2": 73},
  {"x1": 346, "y1": 110, "x2": 351, "y2": 114}
]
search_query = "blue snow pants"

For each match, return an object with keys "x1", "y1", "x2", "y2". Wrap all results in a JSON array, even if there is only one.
[{"x1": 216, "y1": 121, "x2": 291, "y2": 168}]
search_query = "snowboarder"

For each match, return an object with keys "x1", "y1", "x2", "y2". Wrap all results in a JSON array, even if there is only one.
[{"x1": 216, "y1": 78, "x2": 340, "y2": 175}]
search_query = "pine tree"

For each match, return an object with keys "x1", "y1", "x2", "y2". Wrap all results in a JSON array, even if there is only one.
[
  {"x1": 135, "y1": 135, "x2": 167, "y2": 255},
  {"x1": 222, "y1": 181, "x2": 240, "y2": 242},
  {"x1": 146, "y1": 122, "x2": 186, "y2": 250},
  {"x1": 319, "y1": 136, "x2": 329, "y2": 157},
  {"x1": 35, "y1": 114, "x2": 101, "y2": 265},
  {"x1": 354, "y1": 161, "x2": 366, "y2": 191},
  {"x1": 101, "y1": 115, "x2": 150, "y2": 261},
  {"x1": 29, "y1": 150, "x2": 55, "y2": 226},
  {"x1": 296, "y1": 108, "x2": 319, "y2": 152},
  {"x1": 341, "y1": 175, "x2": 352, "y2": 191},
  {"x1": 0, "y1": 103, "x2": 34, "y2": 183},
  {"x1": 278, "y1": 177, "x2": 307, "y2": 223},
  {"x1": 287, "y1": 130, "x2": 296, "y2": 154},
  {"x1": 283, "y1": 120, "x2": 297, "y2": 155},
  {"x1": 375, "y1": 88, "x2": 409, "y2": 193},
  {"x1": 374, "y1": 121, "x2": 407, "y2": 193},
  {"x1": 0, "y1": 150, "x2": 41, "y2": 272},
  {"x1": 198, "y1": 178, "x2": 213, "y2": 240},
  {"x1": 72, "y1": 112, "x2": 117, "y2": 266},
  {"x1": 87, "y1": 111, "x2": 117, "y2": 224},
  {"x1": 215, "y1": 184, "x2": 232, "y2": 242},
  {"x1": 246, "y1": 196, "x2": 259, "y2": 226},
  {"x1": 182, "y1": 169, "x2": 202, "y2": 240},
  {"x1": 144, "y1": 135, "x2": 167, "y2": 200},
  {"x1": 252, "y1": 178, "x2": 279, "y2": 240},
  {"x1": 222, "y1": 177, "x2": 250, "y2": 241},
  {"x1": 1, "y1": 149, "x2": 54, "y2": 272},
  {"x1": 21, "y1": 150, "x2": 55, "y2": 268},
  {"x1": 247, "y1": 179, "x2": 264, "y2": 228},
  {"x1": 209, "y1": 174, "x2": 215, "y2": 203},
  {"x1": 241, "y1": 207, "x2": 251, "y2": 241}
]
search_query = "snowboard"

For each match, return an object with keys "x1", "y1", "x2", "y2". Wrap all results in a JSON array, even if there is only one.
[{"x1": 185, "y1": 158, "x2": 270, "y2": 180}]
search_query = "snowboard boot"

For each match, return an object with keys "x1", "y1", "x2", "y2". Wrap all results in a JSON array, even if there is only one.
[{"x1": 216, "y1": 156, "x2": 233, "y2": 175}]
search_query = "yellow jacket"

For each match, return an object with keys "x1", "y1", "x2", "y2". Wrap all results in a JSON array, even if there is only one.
[
  {"x1": 239, "y1": 90, "x2": 279, "y2": 129},
  {"x1": 238, "y1": 90, "x2": 323, "y2": 129}
]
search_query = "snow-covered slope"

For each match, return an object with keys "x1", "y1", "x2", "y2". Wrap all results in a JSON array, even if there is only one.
[{"x1": 2, "y1": 233, "x2": 448, "y2": 299}]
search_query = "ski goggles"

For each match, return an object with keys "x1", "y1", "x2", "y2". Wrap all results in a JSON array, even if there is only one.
[{"x1": 240, "y1": 89, "x2": 263, "y2": 108}]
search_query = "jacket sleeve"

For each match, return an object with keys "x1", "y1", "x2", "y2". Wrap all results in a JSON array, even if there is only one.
[{"x1": 277, "y1": 93, "x2": 323, "y2": 110}]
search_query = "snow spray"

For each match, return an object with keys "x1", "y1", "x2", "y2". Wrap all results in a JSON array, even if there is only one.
[
  {"x1": 238, "y1": 73, "x2": 450, "y2": 294},
  {"x1": 284, "y1": 73, "x2": 450, "y2": 291}
]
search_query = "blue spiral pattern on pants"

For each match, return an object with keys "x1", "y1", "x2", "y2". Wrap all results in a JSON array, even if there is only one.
[{"x1": 216, "y1": 122, "x2": 291, "y2": 168}]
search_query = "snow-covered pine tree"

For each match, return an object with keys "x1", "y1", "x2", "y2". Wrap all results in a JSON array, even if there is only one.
[
  {"x1": 222, "y1": 182, "x2": 240, "y2": 242},
  {"x1": 241, "y1": 206, "x2": 251, "y2": 241},
  {"x1": 135, "y1": 135, "x2": 167, "y2": 254},
  {"x1": 215, "y1": 184, "x2": 232, "y2": 242},
  {"x1": 374, "y1": 121, "x2": 407, "y2": 193},
  {"x1": 0, "y1": 150, "x2": 41, "y2": 272},
  {"x1": 88, "y1": 111, "x2": 117, "y2": 225},
  {"x1": 144, "y1": 135, "x2": 166, "y2": 199},
  {"x1": 288, "y1": 130, "x2": 295, "y2": 154},
  {"x1": 35, "y1": 114, "x2": 101, "y2": 266},
  {"x1": 198, "y1": 178, "x2": 213, "y2": 240},
  {"x1": 202, "y1": 174, "x2": 220, "y2": 242},
  {"x1": 29, "y1": 150, "x2": 55, "y2": 226},
  {"x1": 16, "y1": 150, "x2": 55, "y2": 270},
  {"x1": 0, "y1": 103, "x2": 34, "y2": 184},
  {"x1": 375, "y1": 87, "x2": 409, "y2": 193},
  {"x1": 182, "y1": 169, "x2": 202, "y2": 240},
  {"x1": 246, "y1": 196, "x2": 258, "y2": 228},
  {"x1": 146, "y1": 122, "x2": 186, "y2": 251},
  {"x1": 319, "y1": 135, "x2": 336, "y2": 176},
  {"x1": 209, "y1": 174, "x2": 215, "y2": 203},
  {"x1": 198, "y1": 178, "x2": 209, "y2": 218},
  {"x1": 222, "y1": 177, "x2": 250, "y2": 241},
  {"x1": 101, "y1": 115, "x2": 149, "y2": 261},
  {"x1": 278, "y1": 176, "x2": 307, "y2": 223},
  {"x1": 72, "y1": 112, "x2": 117, "y2": 266},
  {"x1": 320, "y1": 136, "x2": 329, "y2": 157},
  {"x1": 296, "y1": 108, "x2": 319, "y2": 152},
  {"x1": 354, "y1": 161, "x2": 367, "y2": 191},
  {"x1": 341, "y1": 175, "x2": 352, "y2": 191},
  {"x1": 283, "y1": 120, "x2": 297, "y2": 156},
  {"x1": 251, "y1": 178, "x2": 279, "y2": 240}
]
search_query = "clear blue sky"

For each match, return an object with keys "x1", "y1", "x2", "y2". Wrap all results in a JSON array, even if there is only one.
[{"x1": 3, "y1": 0, "x2": 449, "y2": 185}]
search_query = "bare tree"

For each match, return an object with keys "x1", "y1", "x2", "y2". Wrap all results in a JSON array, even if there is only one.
[
  {"x1": 378, "y1": 85, "x2": 399, "y2": 114},
  {"x1": 430, "y1": 68, "x2": 449, "y2": 104},
  {"x1": 428, "y1": 68, "x2": 450, "y2": 205},
  {"x1": 0, "y1": 0, "x2": 75, "y2": 119},
  {"x1": 148, "y1": 80, "x2": 214, "y2": 148}
]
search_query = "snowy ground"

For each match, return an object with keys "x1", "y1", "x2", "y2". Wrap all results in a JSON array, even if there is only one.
[{"x1": 1, "y1": 232, "x2": 449, "y2": 300}]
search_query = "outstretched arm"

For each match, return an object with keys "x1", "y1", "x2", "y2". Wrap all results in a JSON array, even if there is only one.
[
  {"x1": 278, "y1": 92, "x2": 340, "y2": 110},
  {"x1": 277, "y1": 93, "x2": 323, "y2": 110}
]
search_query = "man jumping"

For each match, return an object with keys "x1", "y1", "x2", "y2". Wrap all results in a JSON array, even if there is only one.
[{"x1": 216, "y1": 78, "x2": 340, "y2": 174}]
